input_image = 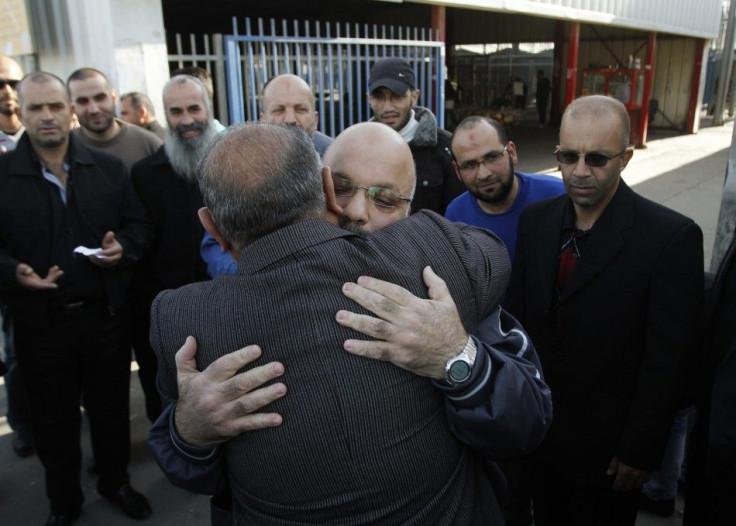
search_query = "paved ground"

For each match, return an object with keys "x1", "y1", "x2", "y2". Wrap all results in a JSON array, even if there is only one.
[{"x1": 0, "y1": 115, "x2": 732, "y2": 525}]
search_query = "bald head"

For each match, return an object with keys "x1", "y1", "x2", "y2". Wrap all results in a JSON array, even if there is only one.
[
  {"x1": 325, "y1": 122, "x2": 416, "y2": 233},
  {"x1": 0, "y1": 56, "x2": 23, "y2": 119},
  {"x1": 198, "y1": 122, "x2": 325, "y2": 250},
  {"x1": 561, "y1": 95, "x2": 630, "y2": 149},
  {"x1": 0, "y1": 56, "x2": 23, "y2": 82},
  {"x1": 261, "y1": 74, "x2": 318, "y2": 135}
]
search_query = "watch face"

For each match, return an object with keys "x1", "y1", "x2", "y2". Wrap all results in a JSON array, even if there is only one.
[{"x1": 449, "y1": 360, "x2": 471, "y2": 383}]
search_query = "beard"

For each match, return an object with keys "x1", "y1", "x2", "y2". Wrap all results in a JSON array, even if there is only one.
[
  {"x1": 164, "y1": 119, "x2": 218, "y2": 183},
  {"x1": 338, "y1": 215, "x2": 370, "y2": 237},
  {"x1": 469, "y1": 157, "x2": 516, "y2": 205}
]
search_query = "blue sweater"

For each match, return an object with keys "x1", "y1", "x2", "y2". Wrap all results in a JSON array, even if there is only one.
[{"x1": 445, "y1": 172, "x2": 565, "y2": 262}]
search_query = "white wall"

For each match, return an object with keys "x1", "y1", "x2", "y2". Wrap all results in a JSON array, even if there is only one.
[{"x1": 25, "y1": 0, "x2": 168, "y2": 122}]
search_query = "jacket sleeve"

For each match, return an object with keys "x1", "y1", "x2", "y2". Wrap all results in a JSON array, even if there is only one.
[
  {"x1": 147, "y1": 402, "x2": 228, "y2": 495},
  {"x1": 434, "y1": 307, "x2": 553, "y2": 458},
  {"x1": 115, "y1": 168, "x2": 154, "y2": 267}
]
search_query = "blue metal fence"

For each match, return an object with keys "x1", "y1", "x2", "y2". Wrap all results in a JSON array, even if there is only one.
[{"x1": 224, "y1": 17, "x2": 445, "y2": 136}]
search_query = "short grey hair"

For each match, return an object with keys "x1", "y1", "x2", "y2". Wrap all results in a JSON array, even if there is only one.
[
  {"x1": 197, "y1": 122, "x2": 325, "y2": 251},
  {"x1": 163, "y1": 74, "x2": 214, "y2": 118}
]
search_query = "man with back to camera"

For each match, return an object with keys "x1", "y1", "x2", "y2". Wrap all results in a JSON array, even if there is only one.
[
  {"x1": 506, "y1": 95, "x2": 703, "y2": 525},
  {"x1": 0, "y1": 71, "x2": 154, "y2": 524},
  {"x1": 148, "y1": 122, "x2": 552, "y2": 524},
  {"x1": 200, "y1": 73, "x2": 334, "y2": 278},
  {"x1": 119, "y1": 91, "x2": 166, "y2": 140},
  {"x1": 445, "y1": 116, "x2": 564, "y2": 262},
  {"x1": 367, "y1": 57, "x2": 463, "y2": 215},
  {"x1": 67, "y1": 67, "x2": 162, "y2": 173}
]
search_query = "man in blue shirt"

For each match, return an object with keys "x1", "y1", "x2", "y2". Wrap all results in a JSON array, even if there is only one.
[
  {"x1": 201, "y1": 74, "x2": 332, "y2": 277},
  {"x1": 445, "y1": 116, "x2": 564, "y2": 262}
]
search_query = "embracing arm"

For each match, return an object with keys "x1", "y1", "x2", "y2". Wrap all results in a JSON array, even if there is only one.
[{"x1": 336, "y1": 267, "x2": 552, "y2": 459}]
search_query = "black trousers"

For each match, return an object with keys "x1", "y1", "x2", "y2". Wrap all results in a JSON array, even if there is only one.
[
  {"x1": 129, "y1": 296, "x2": 162, "y2": 422},
  {"x1": 531, "y1": 460, "x2": 640, "y2": 526},
  {"x1": 684, "y1": 417, "x2": 736, "y2": 525},
  {"x1": 14, "y1": 303, "x2": 131, "y2": 514}
]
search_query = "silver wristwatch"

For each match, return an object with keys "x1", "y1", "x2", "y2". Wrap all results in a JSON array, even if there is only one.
[{"x1": 444, "y1": 337, "x2": 477, "y2": 385}]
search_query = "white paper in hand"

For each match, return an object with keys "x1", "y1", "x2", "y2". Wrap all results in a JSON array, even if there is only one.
[{"x1": 74, "y1": 246, "x2": 106, "y2": 258}]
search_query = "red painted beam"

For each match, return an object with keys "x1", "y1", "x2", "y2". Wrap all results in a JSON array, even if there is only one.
[
  {"x1": 565, "y1": 22, "x2": 580, "y2": 108},
  {"x1": 638, "y1": 32, "x2": 657, "y2": 147},
  {"x1": 686, "y1": 39, "x2": 706, "y2": 134}
]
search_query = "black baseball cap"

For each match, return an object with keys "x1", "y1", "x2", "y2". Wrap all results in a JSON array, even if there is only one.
[{"x1": 369, "y1": 58, "x2": 415, "y2": 95}]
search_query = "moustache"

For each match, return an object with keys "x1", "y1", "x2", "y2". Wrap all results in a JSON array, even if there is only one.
[{"x1": 175, "y1": 121, "x2": 204, "y2": 136}]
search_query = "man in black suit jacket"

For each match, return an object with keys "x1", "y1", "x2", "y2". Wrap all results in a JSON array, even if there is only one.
[
  {"x1": 506, "y1": 95, "x2": 704, "y2": 525},
  {"x1": 684, "y1": 233, "x2": 736, "y2": 525},
  {"x1": 152, "y1": 121, "x2": 516, "y2": 524},
  {"x1": 0, "y1": 72, "x2": 154, "y2": 524}
]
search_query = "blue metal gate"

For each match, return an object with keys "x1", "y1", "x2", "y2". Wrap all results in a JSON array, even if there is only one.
[{"x1": 224, "y1": 17, "x2": 445, "y2": 137}]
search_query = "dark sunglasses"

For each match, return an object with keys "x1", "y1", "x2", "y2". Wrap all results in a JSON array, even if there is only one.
[
  {"x1": 554, "y1": 147, "x2": 628, "y2": 168},
  {"x1": 332, "y1": 174, "x2": 411, "y2": 210},
  {"x1": 0, "y1": 79, "x2": 20, "y2": 90}
]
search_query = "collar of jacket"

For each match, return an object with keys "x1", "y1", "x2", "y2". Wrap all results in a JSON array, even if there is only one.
[
  {"x1": 7, "y1": 132, "x2": 96, "y2": 175},
  {"x1": 369, "y1": 105, "x2": 439, "y2": 149},
  {"x1": 236, "y1": 219, "x2": 354, "y2": 275}
]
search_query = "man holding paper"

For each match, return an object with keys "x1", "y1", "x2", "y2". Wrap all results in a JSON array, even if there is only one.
[{"x1": 0, "y1": 71, "x2": 153, "y2": 524}]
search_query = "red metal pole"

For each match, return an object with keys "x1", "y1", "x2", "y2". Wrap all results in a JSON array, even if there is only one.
[
  {"x1": 686, "y1": 38, "x2": 707, "y2": 134},
  {"x1": 638, "y1": 32, "x2": 657, "y2": 147},
  {"x1": 565, "y1": 22, "x2": 580, "y2": 109},
  {"x1": 431, "y1": 5, "x2": 446, "y2": 42}
]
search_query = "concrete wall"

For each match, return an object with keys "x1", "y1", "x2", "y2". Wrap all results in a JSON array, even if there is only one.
[{"x1": 24, "y1": 0, "x2": 168, "y2": 121}]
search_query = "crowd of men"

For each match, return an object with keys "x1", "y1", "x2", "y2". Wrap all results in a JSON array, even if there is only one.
[{"x1": 0, "y1": 52, "x2": 733, "y2": 526}]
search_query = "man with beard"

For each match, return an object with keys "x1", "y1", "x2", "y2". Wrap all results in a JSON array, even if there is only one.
[
  {"x1": 445, "y1": 116, "x2": 564, "y2": 262},
  {"x1": 506, "y1": 95, "x2": 703, "y2": 525},
  {"x1": 68, "y1": 68, "x2": 163, "y2": 422},
  {"x1": 367, "y1": 57, "x2": 464, "y2": 215},
  {"x1": 67, "y1": 68, "x2": 162, "y2": 173},
  {"x1": 129, "y1": 75, "x2": 217, "y2": 422},
  {"x1": 0, "y1": 55, "x2": 24, "y2": 153}
]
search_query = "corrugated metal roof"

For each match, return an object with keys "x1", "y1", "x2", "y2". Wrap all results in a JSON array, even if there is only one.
[{"x1": 420, "y1": 0, "x2": 723, "y2": 39}]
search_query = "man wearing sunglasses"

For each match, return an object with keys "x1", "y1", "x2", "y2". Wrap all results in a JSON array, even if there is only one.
[
  {"x1": 506, "y1": 95, "x2": 704, "y2": 525},
  {"x1": 0, "y1": 55, "x2": 24, "y2": 153},
  {"x1": 445, "y1": 116, "x2": 564, "y2": 262}
]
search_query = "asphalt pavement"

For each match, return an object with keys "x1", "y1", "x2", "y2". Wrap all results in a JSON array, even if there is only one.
[{"x1": 0, "y1": 114, "x2": 732, "y2": 525}]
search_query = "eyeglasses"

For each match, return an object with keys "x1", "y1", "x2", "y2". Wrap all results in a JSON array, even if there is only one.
[
  {"x1": 0, "y1": 79, "x2": 19, "y2": 90},
  {"x1": 369, "y1": 91, "x2": 411, "y2": 104},
  {"x1": 457, "y1": 145, "x2": 508, "y2": 175},
  {"x1": 554, "y1": 147, "x2": 628, "y2": 168},
  {"x1": 332, "y1": 173, "x2": 411, "y2": 210}
]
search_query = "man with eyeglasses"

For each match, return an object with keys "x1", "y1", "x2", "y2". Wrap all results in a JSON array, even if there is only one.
[
  {"x1": 445, "y1": 116, "x2": 564, "y2": 262},
  {"x1": 367, "y1": 57, "x2": 464, "y2": 215},
  {"x1": 147, "y1": 122, "x2": 552, "y2": 524},
  {"x1": 506, "y1": 95, "x2": 704, "y2": 525}
]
